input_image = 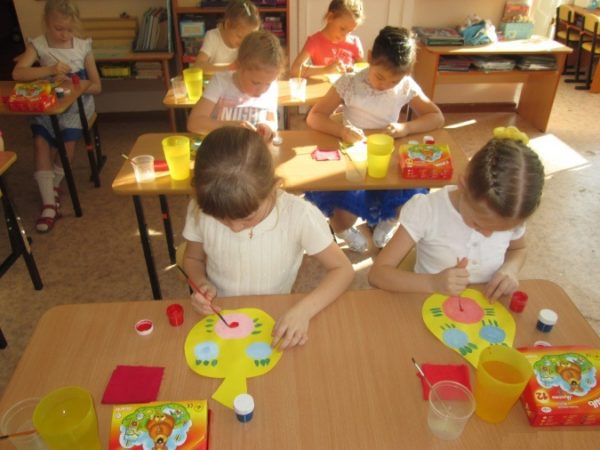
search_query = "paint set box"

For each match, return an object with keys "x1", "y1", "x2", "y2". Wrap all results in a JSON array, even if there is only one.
[
  {"x1": 5, "y1": 81, "x2": 57, "y2": 112},
  {"x1": 519, "y1": 346, "x2": 600, "y2": 426},
  {"x1": 398, "y1": 143, "x2": 453, "y2": 179},
  {"x1": 109, "y1": 400, "x2": 208, "y2": 449}
]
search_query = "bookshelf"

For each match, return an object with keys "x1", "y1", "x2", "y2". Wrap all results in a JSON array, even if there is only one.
[{"x1": 172, "y1": 0, "x2": 290, "y2": 71}]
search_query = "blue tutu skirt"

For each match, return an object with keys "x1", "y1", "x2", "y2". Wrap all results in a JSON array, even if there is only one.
[{"x1": 305, "y1": 188, "x2": 428, "y2": 225}]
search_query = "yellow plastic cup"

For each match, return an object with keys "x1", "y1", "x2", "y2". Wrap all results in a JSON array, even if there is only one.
[
  {"x1": 367, "y1": 134, "x2": 394, "y2": 178},
  {"x1": 353, "y1": 62, "x2": 369, "y2": 72},
  {"x1": 183, "y1": 67, "x2": 203, "y2": 102},
  {"x1": 162, "y1": 136, "x2": 191, "y2": 181},
  {"x1": 33, "y1": 386, "x2": 101, "y2": 450},
  {"x1": 474, "y1": 346, "x2": 533, "y2": 423}
]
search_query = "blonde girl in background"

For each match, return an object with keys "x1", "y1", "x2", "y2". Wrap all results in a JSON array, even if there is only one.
[
  {"x1": 182, "y1": 127, "x2": 354, "y2": 350},
  {"x1": 305, "y1": 26, "x2": 444, "y2": 253},
  {"x1": 369, "y1": 127, "x2": 545, "y2": 302},
  {"x1": 193, "y1": 0, "x2": 260, "y2": 73},
  {"x1": 13, "y1": 0, "x2": 101, "y2": 233},
  {"x1": 187, "y1": 30, "x2": 284, "y2": 142},
  {"x1": 290, "y1": 0, "x2": 365, "y2": 78}
]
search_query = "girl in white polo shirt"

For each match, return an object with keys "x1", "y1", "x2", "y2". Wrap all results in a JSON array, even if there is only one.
[{"x1": 369, "y1": 127, "x2": 545, "y2": 302}]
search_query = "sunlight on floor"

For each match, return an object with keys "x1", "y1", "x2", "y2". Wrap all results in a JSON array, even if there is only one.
[{"x1": 529, "y1": 134, "x2": 590, "y2": 177}]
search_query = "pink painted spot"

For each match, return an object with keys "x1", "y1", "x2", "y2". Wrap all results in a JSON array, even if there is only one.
[
  {"x1": 442, "y1": 296, "x2": 484, "y2": 324},
  {"x1": 216, "y1": 314, "x2": 254, "y2": 339}
]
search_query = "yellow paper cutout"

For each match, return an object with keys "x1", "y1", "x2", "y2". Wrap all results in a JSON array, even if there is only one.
[
  {"x1": 422, "y1": 288, "x2": 516, "y2": 367},
  {"x1": 184, "y1": 308, "x2": 282, "y2": 409}
]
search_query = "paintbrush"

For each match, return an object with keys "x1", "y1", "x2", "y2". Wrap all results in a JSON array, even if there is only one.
[
  {"x1": 0, "y1": 429, "x2": 36, "y2": 440},
  {"x1": 176, "y1": 265, "x2": 231, "y2": 327},
  {"x1": 412, "y1": 357, "x2": 433, "y2": 388},
  {"x1": 121, "y1": 153, "x2": 138, "y2": 166}
]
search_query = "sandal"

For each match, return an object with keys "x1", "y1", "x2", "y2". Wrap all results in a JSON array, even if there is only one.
[
  {"x1": 36, "y1": 204, "x2": 61, "y2": 233},
  {"x1": 54, "y1": 187, "x2": 62, "y2": 208}
]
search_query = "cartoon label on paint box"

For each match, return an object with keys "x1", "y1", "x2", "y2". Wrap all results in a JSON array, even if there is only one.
[
  {"x1": 109, "y1": 400, "x2": 208, "y2": 449},
  {"x1": 520, "y1": 346, "x2": 600, "y2": 426}
]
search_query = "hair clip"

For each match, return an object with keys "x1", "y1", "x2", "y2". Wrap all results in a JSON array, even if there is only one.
[
  {"x1": 243, "y1": 1, "x2": 252, "y2": 16},
  {"x1": 493, "y1": 126, "x2": 529, "y2": 145}
]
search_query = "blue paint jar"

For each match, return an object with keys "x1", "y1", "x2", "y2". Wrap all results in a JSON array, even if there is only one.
[
  {"x1": 233, "y1": 394, "x2": 254, "y2": 423},
  {"x1": 536, "y1": 309, "x2": 558, "y2": 332}
]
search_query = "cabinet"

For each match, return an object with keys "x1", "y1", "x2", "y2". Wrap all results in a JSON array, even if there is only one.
[
  {"x1": 172, "y1": 0, "x2": 290, "y2": 71},
  {"x1": 412, "y1": 38, "x2": 572, "y2": 132}
]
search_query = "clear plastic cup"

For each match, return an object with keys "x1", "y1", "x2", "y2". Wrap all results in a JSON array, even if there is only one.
[
  {"x1": 33, "y1": 386, "x2": 101, "y2": 450},
  {"x1": 171, "y1": 76, "x2": 187, "y2": 101},
  {"x1": 343, "y1": 143, "x2": 367, "y2": 182},
  {"x1": 183, "y1": 68, "x2": 203, "y2": 102},
  {"x1": 162, "y1": 136, "x2": 191, "y2": 181},
  {"x1": 288, "y1": 77, "x2": 307, "y2": 101},
  {"x1": 427, "y1": 381, "x2": 475, "y2": 440},
  {"x1": 131, "y1": 155, "x2": 155, "y2": 183},
  {"x1": 367, "y1": 134, "x2": 394, "y2": 178},
  {"x1": 0, "y1": 398, "x2": 47, "y2": 449}
]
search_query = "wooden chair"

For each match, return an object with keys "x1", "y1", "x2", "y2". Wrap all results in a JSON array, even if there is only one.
[
  {"x1": 567, "y1": 13, "x2": 600, "y2": 90},
  {"x1": 554, "y1": 5, "x2": 582, "y2": 75}
]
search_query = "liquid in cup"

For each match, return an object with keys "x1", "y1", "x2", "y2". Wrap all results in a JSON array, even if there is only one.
[
  {"x1": 288, "y1": 77, "x2": 307, "y2": 101},
  {"x1": 33, "y1": 386, "x2": 101, "y2": 450},
  {"x1": 0, "y1": 398, "x2": 47, "y2": 450},
  {"x1": 162, "y1": 136, "x2": 191, "y2": 181},
  {"x1": 343, "y1": 143, "x2": 367, "y2": 182},
  {"x1": 474, "y1": 345, "x2": 533, "y2": 423},
  {"x1": 427, "y1": 381, "x2": 475, "y2": 440},
  {"x1": 366, "y1": 134, "x2": 394, "y2": 178},
  {"x1": 131, "y1": 155, "x2": 155, "y2": 183},
  {"x1": 183, "y1": 68, "x2": 203, "y2": 102},
  {"x1": 171, "y1": 76, "x2": 187, "y2": 100}
]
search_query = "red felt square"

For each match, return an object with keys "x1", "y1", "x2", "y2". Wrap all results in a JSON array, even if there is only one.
[
  {"x1": 101, "y1": 365, "x2": 164, "y2": 404},
  {"x1": 311, "y1": 148, "x2": 341, "y2": 161},
  {"x1": 417, "y1": 363, "x2": 471, "y2": 400}
]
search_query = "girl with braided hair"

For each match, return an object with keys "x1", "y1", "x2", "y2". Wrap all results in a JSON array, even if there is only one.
[
  {"x1": 305, "y1": 26, "x2": 444, "y2": 253},
  {"x1": 369, "y1": 126, "x2": 545, "y2": 301}
]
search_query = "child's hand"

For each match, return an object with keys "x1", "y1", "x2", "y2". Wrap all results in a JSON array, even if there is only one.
[
  {"x1": 433, "y1": 257, "x2": 469, "y2": 296},
  {"x1": 325, "y1": 60, "x2": 346, "y2": 74},
  {"x1": 342, "y1": 125, "x2": 365, "y2": 144},
  {"x1": 52, "y1": 62, "x2": 71, "y2": 77},
  {"x1": 255, "y1": 123, "x2": 274, "y2": 142},
  {"x1": 484, "y1": 270, "x2": 519, "y2": 303},
  {"x1": 386, "y1": 122, "x2": 409, "y2": 138},
  {"x1": 190, "y1": 282, "x2": 218, "y2": 315},
  {"x1": 271, "y1": 305, "x2": 311, "y2": 350}
]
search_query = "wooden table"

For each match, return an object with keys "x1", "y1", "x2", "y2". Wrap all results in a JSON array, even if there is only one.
[
  {"x1": 0, "y1": 280, "x2": 598, "y2": 449},
  {"x1": 162, "y1": 77, "x2": 332, "y2": 131},
  {"x1": 412, "y1": 37, "x2": 572, "y2": 131},
  {"x1": 0, "y1": 80, "x2": 96, "y2": 216},
  {"x1": 0, "y1": 151, "x2": 42, "y2": 293},
  {"x1": 112, "y1": 128, "x2": 468, "y2": 299}
]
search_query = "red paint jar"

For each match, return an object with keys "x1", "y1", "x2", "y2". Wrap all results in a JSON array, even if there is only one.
[
  {"x1": 509, "y1": 291, "x2": 528, "y2": 312},
  {"x1": 166, "y1": 303, "x2": 184, "y2": 326}
]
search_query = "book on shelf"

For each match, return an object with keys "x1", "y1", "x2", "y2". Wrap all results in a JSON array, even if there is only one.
[
  {"x1": 413, "y1": 26, "x2": 464, "y2": 46},
  {"x1": 109, "y1": 400, "x2": 208, "y2": 450},
  {"x1": 134, "y1": 7, "x2": 170, "y2": 52}
]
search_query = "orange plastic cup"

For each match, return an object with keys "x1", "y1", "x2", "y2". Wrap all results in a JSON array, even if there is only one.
[{"x1": 474, "y1": 346, "x2": 533, "y2": 423}]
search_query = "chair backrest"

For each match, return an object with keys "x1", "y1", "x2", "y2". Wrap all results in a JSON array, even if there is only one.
[
  {"x1": 557, "y1": 5, "x2": 571, "y2": 23},
  {"x1": 584, "y1": 13, "x2": 600, "y2": 35}
]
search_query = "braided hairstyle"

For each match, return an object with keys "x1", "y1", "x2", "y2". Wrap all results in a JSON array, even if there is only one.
[
  {"x1": 371, "y1": 26, "x2": 416, "y2": 73},
  {"x1": 466, "y1": 138, "x2": 544, "y2": 220}
]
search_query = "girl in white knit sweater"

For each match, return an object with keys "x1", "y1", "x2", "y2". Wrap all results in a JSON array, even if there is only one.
[{"x1": 182, "y1": 127, "x2": 354, "y2": 350}]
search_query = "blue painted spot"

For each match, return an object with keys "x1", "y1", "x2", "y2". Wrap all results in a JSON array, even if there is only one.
[
  {"x1": 442, "y1": 328, "x2": 469, "y2": 349},
  {"x1": 194, "y1": 341, "x2": 219, "y2": 360},
  {"x1": 246, "y1": 342, "x2": 272, "y2": 359},
  {"x1": 479, "y1": 325, "x2": 506, "y2": 344}
]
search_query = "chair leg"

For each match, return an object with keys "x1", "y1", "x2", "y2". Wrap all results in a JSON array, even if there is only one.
[
  {"x1": 565, "y1": 36, "x2": 586, "y2": 83},
  {"x1": 93, "y1": 121, "x2": 107, "y2": 173},
  {"x1": 0, "y1": 326, "x2": 7, "y2": 349}
]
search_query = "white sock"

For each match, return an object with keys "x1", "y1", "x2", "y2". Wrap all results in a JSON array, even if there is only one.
[
  {"x1": 33, "y1": 170, "x2": 57, "y2": 219},
  {"x1": 53, "y1": 164, "x2": 64, "y2": 188}
]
